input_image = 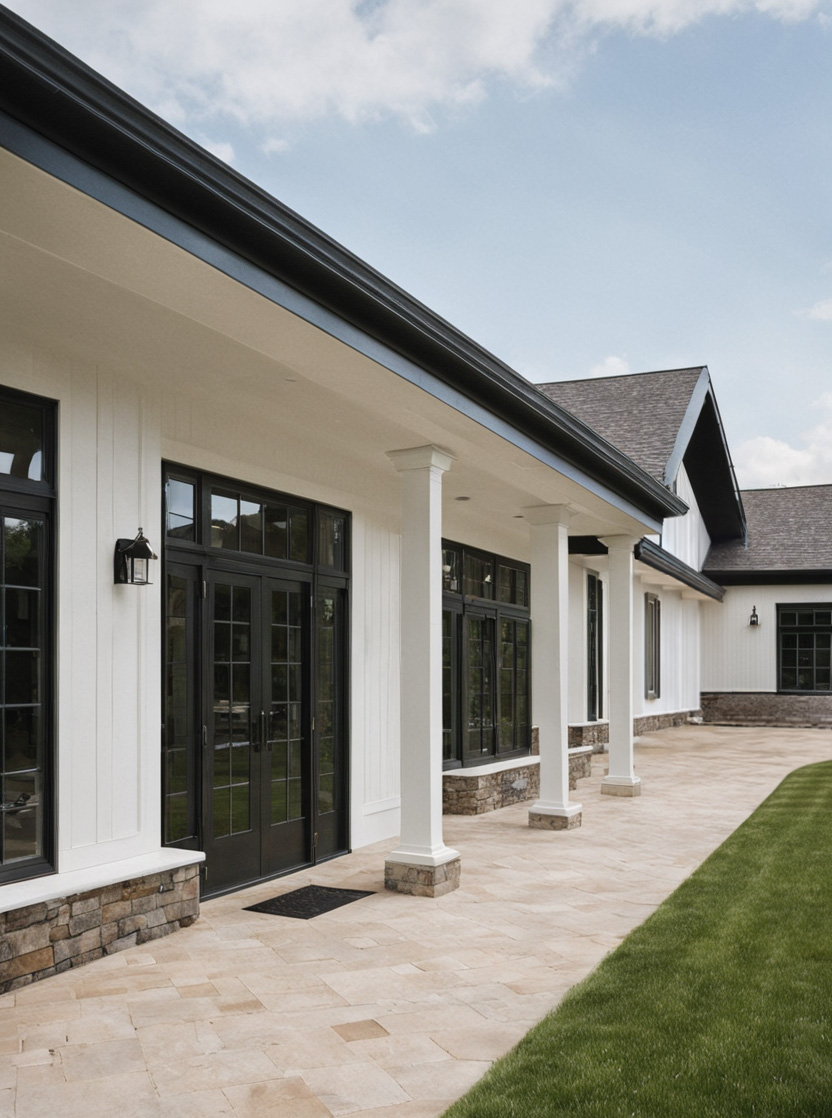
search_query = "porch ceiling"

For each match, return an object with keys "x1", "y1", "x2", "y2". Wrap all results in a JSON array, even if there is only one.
[{"x1": 0, "y1": 147, "x2": 657, "y2": 549}]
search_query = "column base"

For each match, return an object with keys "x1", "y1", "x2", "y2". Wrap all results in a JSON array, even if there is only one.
[
  {"x1": 601, "y1": 775, "x2": 642, "y2": 797},
  {"x1": 384, "y1": 856, "x2": 461, "y2": 897},
  {"x1": 528, "y1": 802, "x2": 582, "y2": 830}
]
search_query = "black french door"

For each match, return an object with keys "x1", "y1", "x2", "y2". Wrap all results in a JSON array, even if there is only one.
[{"x1": 162, "y1": 469, "x2": 349, "y2": 896}]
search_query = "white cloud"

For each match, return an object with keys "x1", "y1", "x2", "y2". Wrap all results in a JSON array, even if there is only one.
[
  {"x1": 198, "y1": 138, "x2": 236, "y2": 164},
  {"x1": 589, "y1": 354, "x2": 631, "y2": 377},
  {"x1": 733, "y1": 392, "x2": 832, "y2": 487},
  {"x1": 6, "y1": 0, "x2": 828, "y2": 137},
  {"x1": 796, "y1": 298, "x2": 832, "y2": 321}
]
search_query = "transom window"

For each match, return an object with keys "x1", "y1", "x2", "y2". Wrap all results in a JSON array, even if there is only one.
[
  {"x1": 0, "y1": 386, "x2": 56, "y2": 885},
  {"x1": 442, "y1": 542, "x2": 530, "y2": 767},
  {"x1": 778, "y1": 606, "x2": 832, "y2": 693}
]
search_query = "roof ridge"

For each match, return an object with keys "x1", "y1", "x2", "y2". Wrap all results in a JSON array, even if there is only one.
[{"x1": 536, "y1": 367, "x2": 705, "y2": 389}]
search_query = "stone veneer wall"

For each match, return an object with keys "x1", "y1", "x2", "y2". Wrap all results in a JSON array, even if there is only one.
[
  {"x1": 568, "y1": 711, "x2": 697, "y2": 752},
  {"x1": 0, "y1": 863, "x2": 200, "y2": 995},
  {"x1": 443, "y1": 747, "x2": 592, "y2": 816},
  {"x1": 701, "y1": 692, "x2": 832, "y2": 727}
]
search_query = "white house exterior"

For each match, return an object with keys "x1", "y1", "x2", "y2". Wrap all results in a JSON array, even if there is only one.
[{"x1": 1, "y1": 10, "x2": 829, "y2": 993}]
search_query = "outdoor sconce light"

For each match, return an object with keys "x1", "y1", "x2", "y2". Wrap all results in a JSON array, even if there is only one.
[
  {"x1": 114, "y1": 528, "x2": 157, "y2": 585},
  {"x1": 749, "y1": 605, "x2": 760, "y2": 627}
]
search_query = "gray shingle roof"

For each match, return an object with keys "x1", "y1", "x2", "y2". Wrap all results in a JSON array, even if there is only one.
[
  {"x1": 704, "y1": 485, "x2": 832, "y2": 574},
  {"x1": 537, "y1": 368, "x2": 705, "y2": 484}
]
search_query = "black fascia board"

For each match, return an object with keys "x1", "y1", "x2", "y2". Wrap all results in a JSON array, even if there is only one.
[
  {"x1": 704, "y1": 569, "x2": 832, "y2": 586},
  {"x1": 664, "y1": 368, "x2": 746, "y2": 544},
  {"x1": 635, "y1": 538, "x2": 725, "y2": 601},
  {"x1": 0, "y1": 7, "x2": 686, "y2": 526}
]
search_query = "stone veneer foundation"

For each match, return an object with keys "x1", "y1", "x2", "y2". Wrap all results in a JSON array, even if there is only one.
[
  {"x1": 701, "y1": 692, "x2": 832, "y2": 727},
  {"x1": 384, "y1": 856, "x2": 461, "y2": 898},
  {"x1": 0, "y1": 863, "x2": 200, "y2": 995},
  {"x1": 568, "y1": 710, "x2": 698, "y2": 752},
  {"x1": 442, "y1": 746, "x2": 593, "y2": 816}
]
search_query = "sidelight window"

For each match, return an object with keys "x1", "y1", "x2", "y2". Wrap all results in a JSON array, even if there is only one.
[{"x1": 0, "y1": 387, "x2": 55, "y2": 884}]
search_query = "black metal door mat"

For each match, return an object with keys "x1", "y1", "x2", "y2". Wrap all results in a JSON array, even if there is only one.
[{"x1": 244, "y1": 884, "x2": 375, "y2": 919}]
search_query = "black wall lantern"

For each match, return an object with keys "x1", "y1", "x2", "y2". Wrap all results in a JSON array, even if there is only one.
[
  {"x1": 749, "y1": 605, "x2": 760, "y2": 627},
  {"x1": 114, "y1": 528, "x2": 157, "y2": 585}
]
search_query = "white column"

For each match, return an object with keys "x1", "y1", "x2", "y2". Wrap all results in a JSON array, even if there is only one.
[
  {"x1": 600, "y1": 535, "x2": 642, "y2": 796},
  {"x1": 384, "y1": 446, "x2": 460, "y2": 896},
  {"x1": 526, "y1": 506, "x2": 581, "y2": 830}
]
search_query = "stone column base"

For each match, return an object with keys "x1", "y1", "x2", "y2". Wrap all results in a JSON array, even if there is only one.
[
  {"x1": 601, "y1": 776, "x2": 642, "y2": 797},
  {"x1": 529, "y1": 809, "x2": 582, "y2": 830},
  {"x1": 384, "y1": 856, "x2": 461, "y2": 897}
]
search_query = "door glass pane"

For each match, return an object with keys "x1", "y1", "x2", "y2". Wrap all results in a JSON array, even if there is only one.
[
  {"x1": 2, "y1": 515, "x2": 46, "y2": 866},
  {"x1": 240, "y1": 499, "x2": 263, "y2": 555},
  {"x1": 316, "y1": 593, "x2": 339, "y2": 815},
  {"x1": 318, "y1": 512, "x2": 346, "y2": 571},
  {"x1": 164, "y1": 574, "x2": 191, "y2": 841},
  {"x1": 0, "y1": 402, "x2": 43, "y2": 481},
  {"x1": 165, "y1": 479, "x2": 195, "y2": 541},
  {"x1": 211, "y1": 491, "x2": 238, "y2": 550},
  {"x1": 466, "y1": 616, "x2": 495, "y2": 757},
  {"x1": 289, "y1": 509, "x2": 309, "y2": 563},
  {"x1": 212, "y1": 584, "x2": 252, "y2": 837},
  {"x1": 264, "y1": 505, "x2": 288, "y2": 559},
  {"x1": 270, "y1": 589, "x2": 305, "y2": 825}
]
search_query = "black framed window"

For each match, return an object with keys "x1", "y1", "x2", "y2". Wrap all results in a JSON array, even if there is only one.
[
  {"x1": 587, "y1": 572, "x2": 603, "y2": 721},
  {"x1": 0, "y1": 386, "x2": 56, "y2": 884},
  {"x1": 778, "y1": 606, "x2": 832, "y2": 693},
  {"x1": 645, "y1": 593, "x2": 661, "y2": 700},
  {"x1": 443, "y1": 542, "x2": 530, "y2": 768}
]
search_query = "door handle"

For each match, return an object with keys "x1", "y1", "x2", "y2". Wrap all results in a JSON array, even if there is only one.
[
  {"x1": 262, "y1": 710, "x2": 273, "y2": 752},
  {"x1": 252, "y1": 710, "x2": 262, "y2": 753}
]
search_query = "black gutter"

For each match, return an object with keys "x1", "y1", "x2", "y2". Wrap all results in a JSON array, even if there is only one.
[
  {"x1": 635, "y1": 539, "x2": 724, "y2": 601},
  {"x1": 0, "y1": 6, "x2": 686, "y2": 526}
]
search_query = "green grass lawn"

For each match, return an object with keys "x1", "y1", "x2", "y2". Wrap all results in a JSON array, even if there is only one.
[{"x1": 443, "y1": 761, "x2": 832, "y2": 1118}]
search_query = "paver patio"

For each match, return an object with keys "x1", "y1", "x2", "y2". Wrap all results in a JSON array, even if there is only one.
[{"x1": 1, "y1": 724, "x2": 830, "y2": 1117}]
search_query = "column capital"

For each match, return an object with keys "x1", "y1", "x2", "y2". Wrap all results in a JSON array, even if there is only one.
[
  {"x1": 387, "y1": 445, "x2": 456, "y2": 473},
  {"x1": 599, "y1": 533, "x2": 642, "y2": 552},
  {"x1": 524, "y1": 504, "x2": 573, "y2": 527}
]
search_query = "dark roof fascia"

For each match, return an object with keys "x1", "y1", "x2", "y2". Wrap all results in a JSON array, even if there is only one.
[
  {"x1": 704, "y1": 569, "x2": 832, "y2": 587},
  {"x1": 635, "y1": 538, "x2": 725, "y2": 601},
  {"x1": 664, "y1": 370, "x2": 746, "y2": 543},
  {"x1": 0, "y1": 8, "x2": 686, "y2": 528}
]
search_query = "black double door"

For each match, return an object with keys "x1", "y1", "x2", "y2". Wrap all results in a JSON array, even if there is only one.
[{"x1": 171, "y1": 564, "x2": 346, "y2": 896}]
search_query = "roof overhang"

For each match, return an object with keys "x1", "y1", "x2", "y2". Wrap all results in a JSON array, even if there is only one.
[
  {"x1": 635, "y1": 538, "x2": 725, "y2": 601},
  {"x1": 704, "y1": 569, "x2": 832, "y2": 586},
  {"x1": 665, "y1": 368, "x2": 746, "y2": 543},
  {"x1": 0, "y1": 7, "x2": 685, "y2": 531}
]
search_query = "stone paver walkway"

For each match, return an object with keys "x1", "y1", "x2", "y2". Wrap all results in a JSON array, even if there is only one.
[{"x1": 1, "y1": 725, "x2": 830, "y2": 1116}]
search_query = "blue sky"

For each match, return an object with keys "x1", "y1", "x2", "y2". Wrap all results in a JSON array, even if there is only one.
[{"x1": 7, "y1": 1, "x2": 832, "y2": 488}]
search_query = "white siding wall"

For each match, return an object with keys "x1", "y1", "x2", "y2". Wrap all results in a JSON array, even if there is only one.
[
  {"x1": 701, "y1": 584, "x2": 832, "y2": 692},
  {"x1": 349, "y1": 515, "x2": 402, "y2": 847},
  {"x1": 0, "y1": 339, "x2": 163, "y2": 876},
  {"x1": 662, "y1": 463, "x2": 711, "y2": 571}
]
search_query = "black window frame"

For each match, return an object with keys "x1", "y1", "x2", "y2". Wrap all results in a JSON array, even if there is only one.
[
  {"x1": 644, "y1": 592, "x2": 661, "y2": 701},
  {"x1": 777, "y1": 604, "x2": 832, "y2": 694},
  {"x1": 0, "y1": 385, "x2": 57, "y2": 886},
  {"x1": 442, "y1": 541, "x2": 531, "y2": 769}
]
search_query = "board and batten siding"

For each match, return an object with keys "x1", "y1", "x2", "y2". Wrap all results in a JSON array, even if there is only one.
[
  {"x1": 701, "y1": 584, "x2": 832, "y2": 692},
  {"x1": 349, "y1": 514, "x2": 402, "y2": 848},
  {"x1": 661, "y1": 463, "x2": 711, "y2": 572},
  {"x1": 0, "y1": 336, "x2": 164, "y2": 876}
]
